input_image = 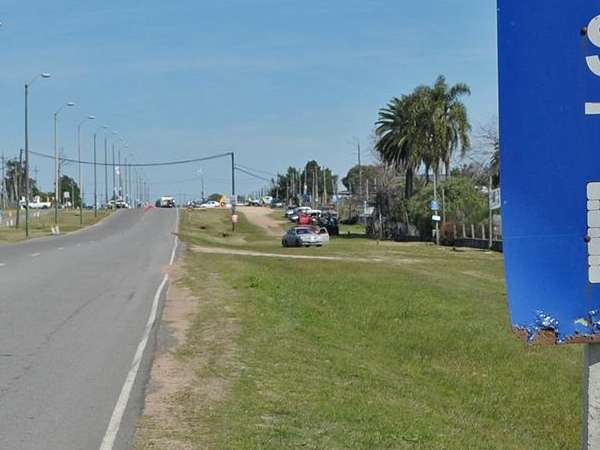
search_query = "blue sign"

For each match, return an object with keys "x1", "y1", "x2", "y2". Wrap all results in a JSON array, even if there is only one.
[
  {"x1": 499, "y1": 1, "x2": 600, "y2": 344},
  {"x1": 431, "y1": 200, "x2": 440, "y2": 211}
]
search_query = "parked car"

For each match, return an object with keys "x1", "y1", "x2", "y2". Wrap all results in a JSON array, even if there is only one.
[
  {"x1": 281, "y1": 226, "x2": 324, "y2": 247},
  {"x1": 319, "y1": 211, "x2": 340, "y2": 236},
  {"x1": 290, "y1": 206, "x2": 312, "y2": 222},
  {"x1": 285, "y1": 206, "x2": 298, "y2": 218},
  {"x1": 200, "y1": 200, "x2": 220, "y2": 208},
  {"x1": 317, "y1": 227, "x2": 330, "y2": 244}
]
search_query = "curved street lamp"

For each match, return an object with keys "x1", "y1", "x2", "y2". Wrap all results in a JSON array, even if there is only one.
[
  {"x1": 24, "y1": 72, "x2": 51, "y2": 238},
  {"x1": 53, "y1": 101, "x2": 76, "y2": 227},
  {"x1": 93, "y1": 125, "x2": 108, "y2": 217},
  {"x1": 77, "y1": 115, "x2": 95, "y2": 224}
]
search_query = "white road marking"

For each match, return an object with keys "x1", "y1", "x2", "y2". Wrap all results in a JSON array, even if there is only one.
[
  {"x1": 58, "y1": 247, "x2": 64, "y2": 251},
  {"x1": 99, "y1": 208, "x2": 179, "y2": 450},
  {"x1": 31, "y1": 253, "x2": 41, "y2": 257},
  {"x1": 0, "y1": 263, "x2": 5, "y2": 267}
]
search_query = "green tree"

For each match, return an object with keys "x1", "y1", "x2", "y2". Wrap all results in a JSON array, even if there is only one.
[
  {"x1": 342, "y1": 165, "x2": 380, "y2": 195},
  {"x1": 429, "y1": 75, "x2": 471, "y2": 177},
  {"x1": 3, "y1": 158, "x2": 38, "y2": 205},
  {"x1": 375, "y1": 95, "x2": 423, "y2": 199},
  {"x1": 375, "y1": 76, "x2": 471, "y2": 198},
  {"x1": 408, "y1": 176, "x2": 487, "y2": 238},
  {"x1": 59, "y1": 175, "x2": 81, "y2": 207}
]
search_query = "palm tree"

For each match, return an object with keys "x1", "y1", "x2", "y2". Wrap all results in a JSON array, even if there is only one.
[
  {"x1": 429, "y1": 76, "x2": 471, "y2": 178},
  {"x1": 375, "y1": 76, "x2": 471, "y2": 198},
  {"x1": 375, "y1": 94, "x2": 424, "y2": 199}
]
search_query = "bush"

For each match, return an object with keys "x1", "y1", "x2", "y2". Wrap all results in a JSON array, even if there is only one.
[{"x1": 408, "y1": 176, "x2": 488, "y2": 238}]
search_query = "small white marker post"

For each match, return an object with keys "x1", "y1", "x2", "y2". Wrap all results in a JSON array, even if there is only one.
[{"x1": 584, "y1": 344, "x2": 600, "y2": 449}]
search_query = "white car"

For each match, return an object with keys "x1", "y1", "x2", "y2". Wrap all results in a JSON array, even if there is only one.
[
  {"x1": 282, "y1": 226, "x2": 325, "y2": 247},
  {"x1": 200, "y1": 200, "x2": 221, "y2": 208},
  {"x1": 317, "y1": 227, "x2": 330, "y2": 244}
]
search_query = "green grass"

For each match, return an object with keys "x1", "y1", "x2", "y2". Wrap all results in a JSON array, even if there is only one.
[
  {"x1": 0, "y1": 209, "x2": 111, "y2": 242},
  {"x1": 138, "y1": 209, "x2": 582, "y2": 450}
]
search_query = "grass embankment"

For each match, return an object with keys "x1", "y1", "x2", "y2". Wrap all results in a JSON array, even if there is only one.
[
  {"x1": 0, "y1": 209, "x2": 110, "y2": 242},
  {"x1": 136, "y1": 209, "x2": 581, "y2": 450}
]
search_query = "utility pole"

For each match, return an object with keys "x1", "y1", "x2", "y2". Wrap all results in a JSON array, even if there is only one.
[
  {"x1": 112, "y1": 143, "x2": 116, "y2": 201},
  {"x1": 488, "y1": 175, "x2": 493, "y2": 249},
  {"x1": 104, "y1": 135, "x2": 108, "y2": 206},
  {"x1": 433, "y1": 170, "x2": 440, "y2": 245},
  {"x1": 1, "y1": 152, "x2": 5, "y2": 210},
  {"x1": 16, "y1": 149, "x2": 23, "y2": 228},
  {"x1": 93, "y1": 133, "x2": 98, "y2": 217},
  {"x1": 231, "y1": 152, "x2": 236, "y2": 231},
  {"x1": 118, "y1": 149, "x2": 122, "y2": 199},
  {"x1": 358, "y1": 141, "x2": 362, "y2": 202},
  {"x1": 323, "y1": 170, "x2": 327, "y2": 205},
  {"x1": 24, "y1": 84, "x2": 30, "y2": 237}
]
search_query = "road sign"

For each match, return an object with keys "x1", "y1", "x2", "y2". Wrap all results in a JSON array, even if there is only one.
[
  {"x1": 432, "y1": 215, "x2": 441, "y2": 222},
  {"x1": 489, "y1": 188, "x2": 501, "y2": 211},
  {"x1": 430, "y1": 200, "x2": 440, "y2": 211},
  {"x1": 499, "y1": 2, "x2": 600, "y2": 344}
]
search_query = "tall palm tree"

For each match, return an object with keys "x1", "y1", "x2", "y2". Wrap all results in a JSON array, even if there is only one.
[
  {"x1": 375, "y1": 95, "x2": 423, "y2": 199},
  {"x1": 429, "y1": 76, "x2": 471, "y2": 178}
]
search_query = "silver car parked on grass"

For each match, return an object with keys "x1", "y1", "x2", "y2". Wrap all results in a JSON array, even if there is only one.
[{"x1": 282, "y1": 226, "x2": 324, "y2": 247}]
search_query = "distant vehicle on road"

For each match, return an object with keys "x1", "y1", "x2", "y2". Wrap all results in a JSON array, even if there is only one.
[
  {"x1": 159, "y1": 196, "x2": 176, "y2": 208},
  {"x1": 281, "y1": 226, "x2": 324, "y2": 247},
  {"x1": 27, "y1": 196, "x2": 51, "y2": 210}
]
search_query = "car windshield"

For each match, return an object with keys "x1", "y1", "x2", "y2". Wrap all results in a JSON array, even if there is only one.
[{"x1": 296, "y1": 228, "x2": 313, "y2": 235}]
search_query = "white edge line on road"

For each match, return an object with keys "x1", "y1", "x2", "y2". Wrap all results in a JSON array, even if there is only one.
[{"x1": 99, "y1": 208, "x2": 179, "y2": 450}]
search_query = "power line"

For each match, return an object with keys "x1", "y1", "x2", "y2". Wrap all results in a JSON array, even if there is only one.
[
  {"x1": 28, "y1": 149, "x2": 233, "y2": 167},
  {"x1": 234, "y1": 165, "x2": 272, "y2": 182},
  {"x1": 235, "y1": 163, "x2": 277, "y2": 177}
]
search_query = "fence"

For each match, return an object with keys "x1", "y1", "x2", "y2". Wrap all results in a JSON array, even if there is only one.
[{"x1": 367, "y1": 217, "x2": 504, "y2": 252}]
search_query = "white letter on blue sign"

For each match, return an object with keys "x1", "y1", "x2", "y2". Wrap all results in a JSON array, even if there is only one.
[{"x1": 585, "y1": 15, "x2": 600, "y2": 115}]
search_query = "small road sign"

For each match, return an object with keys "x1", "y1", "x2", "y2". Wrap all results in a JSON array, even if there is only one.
[
  {"x1": 430, "y1": 200, "x2": 440, "y2": 211},
  {"x1": 432, "y1": 215, "x2": 441, "y2": 222},
  {"x1": 489, "y1": 188, "x2": 501, "y2": 211}
]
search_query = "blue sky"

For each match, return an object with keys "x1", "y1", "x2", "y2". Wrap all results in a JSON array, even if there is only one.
[{"x1": 0, "y1": 0, "x2": 498, "y2": 201}]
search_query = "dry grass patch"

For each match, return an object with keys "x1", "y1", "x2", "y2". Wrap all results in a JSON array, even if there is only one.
[{"x1": 133, "y1": 260, "x2": 242, "y2": 450}]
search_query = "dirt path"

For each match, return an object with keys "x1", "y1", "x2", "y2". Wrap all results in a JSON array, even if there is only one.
[
  {"x1": 191, "y1": 245, "x2": 397, "y2": 263},
  {"x1": 238, "y1": 206, "x2": 283, "y2": 236}
]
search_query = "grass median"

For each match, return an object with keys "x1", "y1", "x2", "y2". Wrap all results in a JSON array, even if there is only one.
[
  {"x1": 135, "y1": 208, "x2": 581, "y2": 450},
  {"x1": 0, "y1": 209, "x2": 111, "y2": 242}
]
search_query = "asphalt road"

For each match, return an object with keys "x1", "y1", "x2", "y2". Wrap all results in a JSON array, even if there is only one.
[{"x1": 0, "y1": 207, "x2": 178, "y2": 450}]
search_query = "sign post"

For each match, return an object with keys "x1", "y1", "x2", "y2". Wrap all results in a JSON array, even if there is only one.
[{"x1": 498, "y1": 2, "x2": 600, "y2": 446}]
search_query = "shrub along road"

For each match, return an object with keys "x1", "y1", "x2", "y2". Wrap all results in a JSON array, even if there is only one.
[{"x1": 134, "y1": 208, "x2": 581, "y2": 450}]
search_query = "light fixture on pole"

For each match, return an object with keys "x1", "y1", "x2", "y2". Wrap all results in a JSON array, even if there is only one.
[
  {"x1": 24, "y1": 72, "x2": 51, "y2": 239},
  {"x1": 77, "y1": 115, "x2": 96, "y2": 225},
  {"x1": 93, "y1": 125, "x2": 108, "y2": 217},
  {"x1": 53, "y1": 101, "x2": 75, "y2": 228}
]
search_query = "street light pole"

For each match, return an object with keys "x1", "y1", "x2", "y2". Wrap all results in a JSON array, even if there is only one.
[
  {"x1": 231, "y1": 152, "x2": 236, "y2": 232},
  {"x1": 24, "y1": 72, "x2": 51, "y2": 238},
  {"x1": 93, "y1": 125, "x2": 108, "y2": 217},
  {"x1": 77, "y1": 115, "x2": 95, "y2": 225},
  {"x1": 53, "y1": 101, "x2": 75, "y2": 228},
  {"x1": 104, "y1": 135, "x2": 108, "y2": 206}
]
